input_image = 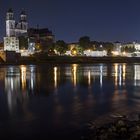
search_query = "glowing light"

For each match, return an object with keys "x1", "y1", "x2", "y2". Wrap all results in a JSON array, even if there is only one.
[
  {"x1": 72, "y1": 64, "x2": 77, "y2": 87},
  {"x1": 30, "y1": 67, "x2": 35, "y2": 91},
  {"x1": 112, "y1": 51, "x2": 119, "y2": 56},
  {"x1": 119, "y1": 65, "x2": 122, "y2": 86},
  {"x1": 73, "y1": 50, "x2": 77, "y2": 55},
  {"x1": 71, "y1": 49, "x2": 77, "y2": 56},
  {"x1": 54, "y1": 67, "x2": 57, "y2": 88},
  {"x1": 88, "y1": 70, "x2": 91, "y2": 86},
  {"x1": 20, "y1": 65, "x2": 26, "y2": 90},
  {"x1": 100, "y1": 65, "x2": 103, "y2": 87},
  {"x1": 122, "y1": 64, "x2": 126, "y2": 85},
  {"x1": 134, "y1": 65, "x2": 140, "y2": 86},
  {"x1": 122, "y1": 52, "x2": 126, "y2": 56},
  {"x1": 114, "y1": 64, "x2": 118, "y2": 86}
]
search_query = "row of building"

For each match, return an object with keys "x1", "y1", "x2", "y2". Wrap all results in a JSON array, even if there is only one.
[
  {"x1": 112, "y1": 42, "x2": 140, "y2": 57},
  {"x1": 1, "y1": 9, "x2": 140, "y2": 61},
  {"x1": 66, "y1": 41, "x2": 140, "y2": 57}
]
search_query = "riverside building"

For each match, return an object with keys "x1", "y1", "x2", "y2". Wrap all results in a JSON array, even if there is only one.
[{"x1": 4, "y1": 9, "x2": 28, "y2": 52}]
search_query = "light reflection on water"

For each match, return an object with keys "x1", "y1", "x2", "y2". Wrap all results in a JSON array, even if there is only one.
[
  {"x1": 0, "y1": 63, "x2": 140, "y2": 137},
  {"x1": 54, "y1": 67, "x2": 57, "y2": 89}
]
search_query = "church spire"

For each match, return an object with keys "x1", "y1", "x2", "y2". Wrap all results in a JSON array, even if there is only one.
[
  {"x1": 6, "y1": 8, "x2": 14, "y2": 20},
  {"x1": 20, "y1": 9, "x2": 27, "y2": 21}
]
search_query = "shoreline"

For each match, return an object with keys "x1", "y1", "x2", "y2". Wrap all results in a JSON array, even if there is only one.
[
  {"x1": 2, "y1": 56, "x2": 140, "y2": 65},
  {"x1": 82, "y1": 112, "x2": 140, "y2": 140}
]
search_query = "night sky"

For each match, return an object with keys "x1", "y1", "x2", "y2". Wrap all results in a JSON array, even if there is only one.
[{"x1": 1, "y1": 0, "x2": 140, "y2": 43}]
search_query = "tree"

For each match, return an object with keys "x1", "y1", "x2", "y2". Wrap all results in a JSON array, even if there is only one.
[
  {"x1": 47, "y1": 43, "x2": 55, "y2": 55},
  {"x1": 47, "y1": 43, "x2": 55, "y2": 51},
  {"x1": 103, "y1": 42, "x2": 115, "y2": 56},
  {"x1": 35, "y1": 42, "x2": 42, "y2": 52},
  {"x1": 79, "y1": 36, "x2": 91, "y2": 50},
  {"x1": 55, "y1": 40, "x2": 68, "y2": 55}
]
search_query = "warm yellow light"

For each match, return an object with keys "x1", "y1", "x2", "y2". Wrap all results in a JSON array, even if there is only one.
[
  {"x1": 88, "y1": 70, "x2": 91, "y2": 86},
  {"x1": 72, "y1": 64, "x2": 77, "y2": 86},
  {"x1": 71, "y1": 48, "x2": 77, "y2": 56},
  {"x1": 20, "y1": 49, "x2": 24, "y2": 53},
  {"x1": 112, "y1": 51, "x2": 119, "y2": 56},
  {"x1": 73, "y1": 50, "x2": 77, "y2": 55},
  {"x1": 20, "y1": 65, "x2": 26, "y2": 90},
  {"x1": 122, "y1": 52, "x2": 126, "y2": 56}
]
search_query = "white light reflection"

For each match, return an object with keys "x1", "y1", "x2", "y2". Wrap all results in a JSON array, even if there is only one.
[
  {"x1": 30, "y1": 66, "x2": 35, "y2": 91},
  {"x1": 54, "y1": 67, "x2": 57, "y2": 89},
  {"x1": 5, "y1": 66, "x2": 21, "y2": 114},
  {"x1": 119, "y1": 65, "x2": 122, "y2": 86},
  {"x1": 114, "y1": 64, "x2": 118, "y2": 86},
  {"x1": 7, "y1": 90, "x2": 12, "y2": 112},
  {"x1": 134, "y1": 65, "x2": 140, "y2": 86},
  {"x1": 122, "y1": 64, "x2": 126, "y2": 86},
  {"x1": 100, "y1": 65, "x2": 103, "y2": 87}
]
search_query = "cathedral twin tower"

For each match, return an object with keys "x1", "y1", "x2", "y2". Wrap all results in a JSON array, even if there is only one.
[
  {"x1": 4, "y1": 8, "x2": 28, "y2": 52},
  {"x1": 6, "y1": 8, "x2": 28, "y2": 37}
]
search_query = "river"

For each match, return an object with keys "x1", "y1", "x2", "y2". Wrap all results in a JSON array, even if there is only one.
[{"x1": 0, "y1": 63, "x2": 140, "y2": 139}]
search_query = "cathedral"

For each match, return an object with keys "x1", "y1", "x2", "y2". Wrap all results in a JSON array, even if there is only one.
[
  {"x1": 4, "y1": 9, "x2": 28, "y2": 52},
  {"x1": 4, "y1": 8, "x2": 54, "y2": 55}
]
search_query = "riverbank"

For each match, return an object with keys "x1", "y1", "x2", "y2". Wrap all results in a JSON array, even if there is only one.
[
  {"x1": 2, "y1": 56, "x2": 140, "y2": 65},
  {"x1": 82, "y1": 113, "x2": 140, "y2": 140},
  {"x1": 41, "y1": 56, "x2": 140, "y2": 64}
]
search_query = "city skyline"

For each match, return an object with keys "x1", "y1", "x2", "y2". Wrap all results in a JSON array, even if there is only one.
[{"x1": 1, "y1": 0, "x2": 140, "y2": 43}]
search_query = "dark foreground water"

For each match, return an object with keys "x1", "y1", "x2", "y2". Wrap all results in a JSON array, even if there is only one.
[{"x1": 0, "y1": 63, "x2": 140, "y2": 139}]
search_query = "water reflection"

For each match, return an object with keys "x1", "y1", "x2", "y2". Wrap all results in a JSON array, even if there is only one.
[
  {"x1": 30, "y1": 66, "x2": 36, "y2": 91},
  {"x1": 113, "y1": 64, "x2": 127, "y2": 87},
  {"x1": 122, "y1": 64, "x2": 126, "y2": 85},
  {"x1": 88, "y1": 70, "x2": 91, "y2": 86},
  {"x1": 67, "y1": 64, "x2": 107, "y2": 88},
  {"x1": 4, "y1": 65, "x2": 38, "y2": 114},
  {"x1": 100, "y1": 65, "x2": 103, "y2": 87},
  {"x1": 54, "y1": 67, "x2": 57, "y2": 89},
  {"x1": 2, "y1": 63, "x2": 140, "y2": 137},
  {"x1": 3, "y1": 63, "x2": 139, "y2": 110},
  {"x1": 134, "y1": 65, "x2": 140, "y2": 86},
  {"x1": 119, "y1": 65, "x2": 122, "y2": 86},
  {"x1": 20, "y1": 65, "x2": 27, "y2": 90},
  {"x1": 72, "y1": 64, "x2": 77, "y2": 87},
  {"x1": 114, "y1": 64, "x2": 118, "y2": 87},
  {"x1": 5, "y1": 66, "x2": 20, "y2": 112}
]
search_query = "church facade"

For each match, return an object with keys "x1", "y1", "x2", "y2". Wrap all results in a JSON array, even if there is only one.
[{"x1": 4, "y1": 9, "x2": 28, "y2": 52}]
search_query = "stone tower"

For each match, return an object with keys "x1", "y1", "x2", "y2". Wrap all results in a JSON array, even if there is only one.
[
  {"x1": 20, "y1": 10, "x2": 28, "y2": 32},
  {"x1": 6, "y1": 8, "x2": 15, "y2": 37}
]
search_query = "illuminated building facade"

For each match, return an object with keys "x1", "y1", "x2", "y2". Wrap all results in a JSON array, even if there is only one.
[
  {"x1": 28, "y1": 28, "x2": 55, "y2": 52},
  {"x1": 6, "y1": 9, "x2": 28, "y2": 37},
  {"x1": 4, "y1": 37, "x2": 19, "y2": 52},
  {"x1": 4, "y1": 9, "x2": 28, "y2": 52}
]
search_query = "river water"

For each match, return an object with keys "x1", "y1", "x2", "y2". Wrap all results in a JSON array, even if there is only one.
[{"x1": 0, "y1": 63, "x2": 140, "y2": 139}]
